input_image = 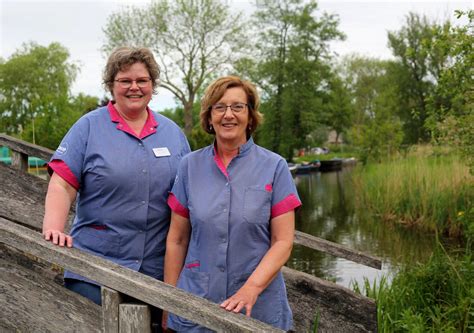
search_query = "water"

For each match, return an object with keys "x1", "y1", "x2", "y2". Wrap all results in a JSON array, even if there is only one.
[{"x1": 287, "y1": 167, "x2": 437, "y2": 289}]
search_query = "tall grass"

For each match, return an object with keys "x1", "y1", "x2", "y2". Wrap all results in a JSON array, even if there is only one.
[
  {"x1": 352, "y1": 146, "x2": 474, "y2": 331},
  {"x1": 352, "y1": 150, "x2": 473, "y2": 238},
  {"x1": 353, "y1": 241, "x2": 474, "y2": 332}
]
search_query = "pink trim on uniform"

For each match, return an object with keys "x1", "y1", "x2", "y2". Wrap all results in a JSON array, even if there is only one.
[
  {"x1": 213, "y1": 145, "x2": 229, "y2": 178},
  {"x1": 265, "y1": 183, "x2": 273, "y2": 192},
  {"x1": 271, "y1": 193, "x2": 302, "y2": 218},
  {"x1": 167, "y1": 193, "x2": 190, "y2": 218},
  {"x1": 48, "y1": 159, "x2": 80, "y2": 190},
  {"x1": 107, "y1": 101, "x2": 158, "y2": 139},
  {"x1": 185, "y1": 262, "x2": 200, "y2": 269},
  {"x1": 88, "y1": 225, "x2": 107, "y2": 230}
]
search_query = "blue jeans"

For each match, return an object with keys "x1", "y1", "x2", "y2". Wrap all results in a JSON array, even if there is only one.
[{"x1": 64, "y1": 278, "x2": 102, "y2": 305}]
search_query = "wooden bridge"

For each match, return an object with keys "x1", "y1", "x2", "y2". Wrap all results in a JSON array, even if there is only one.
[{"x1": 0, "y1": 133, "x2": 380, "y2": 332}]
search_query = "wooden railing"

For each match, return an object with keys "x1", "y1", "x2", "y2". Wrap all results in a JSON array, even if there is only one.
[
  {"x1": 1, "y1": 218, "x2": 282, "y2": 332},
  {"x1": 0, "y1": 133, "x2": 380, "y2": 332}
]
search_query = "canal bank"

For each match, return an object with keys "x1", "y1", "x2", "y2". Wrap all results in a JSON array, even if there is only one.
[{"x1": 288, "y1": 168, "x2": 439, "y2": 288}]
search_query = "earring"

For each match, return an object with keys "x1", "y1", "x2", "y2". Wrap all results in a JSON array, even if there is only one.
[{"x1": 209, "y1": 124, "x2": 213, "y2": 131}]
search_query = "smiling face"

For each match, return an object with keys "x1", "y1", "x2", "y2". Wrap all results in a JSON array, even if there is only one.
[
  {"x1": 209, "y1": 87, "x2": 250, "y2": 147},
  {"x1": 112, "y1": 62, "x2": 152, "y2": 115}
]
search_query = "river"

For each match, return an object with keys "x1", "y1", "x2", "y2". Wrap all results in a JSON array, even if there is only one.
[{"x1": 287, "y1": 167, "x2": 437, "y2": 289}]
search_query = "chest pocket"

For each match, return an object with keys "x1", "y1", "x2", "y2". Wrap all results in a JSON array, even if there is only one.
[
  {"x1": 74, "y1": 227, "x2": 121, "y2": 259},
  {"x1": 243, "y1": 186, "x2": 271, "y2": 224},
  {"x1": 149, "y1": 155, "x2": 172, "y2": 191}
]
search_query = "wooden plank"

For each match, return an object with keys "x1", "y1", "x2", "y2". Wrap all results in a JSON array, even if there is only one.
[
  {"x1": 0, "y1": 162, "x2": 73, "y2": 232},
  {"x1": 283, "y1": 266, "x2": 377, "y2": 332},
  {"x1": 119, "y1": 304, "x2": 152, "y2": 333},
  {"x1": 0, "y1": 133, "x2": 54, "y2": 162},
  {"x1": 0, "y1": 218, "x2": 283, "y2": 333},
  {"x1": 0, "y1": 244, "x2": 101, "y2": 332},
  {"x1": 0, "y1": 218, "x2": 378, "y2": 332},
  {"x1": 102, "y1": 287, "x2": 124, "y2": 333},
  {"x1": 294, "y1": 230, "x2": 382, "y2": 270},
  {"x1": 10, "y1": 150, "x2": 28, "y2": 172}
]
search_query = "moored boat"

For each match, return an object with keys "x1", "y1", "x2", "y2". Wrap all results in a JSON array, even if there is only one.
[{"x1": 319, "y1": 158, "x2": 343, "y2": 172}]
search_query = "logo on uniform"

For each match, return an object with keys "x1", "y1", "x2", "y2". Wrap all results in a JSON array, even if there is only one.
[{"x1": 56, "y1": 142, "x2": 68, "y2": 155}]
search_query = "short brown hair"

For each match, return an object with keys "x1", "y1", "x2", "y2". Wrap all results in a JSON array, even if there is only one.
[
  {"x1": 103, "y1": 46, "x2": 160, "y2": 96},
  {"x1": 200, "y1": 76, "x2": 263, "y2": 136}
]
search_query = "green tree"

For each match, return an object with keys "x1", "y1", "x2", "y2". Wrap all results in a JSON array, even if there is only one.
[
  {"x1": 0, "y1": 42, "x2": 77, "y2": 134},
  {"x1": 427, "y1": 10, "x2": 474, "y2": 172},
  {"x1": 342, "y1": 55, "x2": 404, "y2": 163},
  {"x1": 0, "y1": 43, "x2": 101, "y2": 149},
  {"x1": 159, "y1": 102, "x2": 212, "y2": 150},
  {"x1": 102, "y1": 0, "x2": 246, "y2": 136},
  {"x1": 240, "y1": 0, "x2": 343, "y2": 160},
  {"x1": 322, "y1": 75, "x2": 352, "y2": 145},
  {"x1": 72, "y1": 93, "x2": 100, "y2": 115},
  {"x1": 388, "y1": 13, "x2": 451, "y2": 143}
]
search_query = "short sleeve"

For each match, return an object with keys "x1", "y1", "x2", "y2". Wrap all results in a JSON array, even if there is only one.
[
  {"x1": 49, "y1": 116, "x2": 90, "y2": 187},
  {"x1": 271, "y1": 158, "x2": 302, "y2": 218},
  {"x1": 168, "y1": 156, "x2": 190, "y2": 218}
]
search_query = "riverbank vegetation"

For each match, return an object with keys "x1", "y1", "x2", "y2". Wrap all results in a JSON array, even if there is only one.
[
  {"x1": 352, "y1": 146, "x2": 473, "y2": 331},
  {"x1": 353, "y1": 147, "x2": 473, "y2": 238},
  {"x1": 353, "y1": 242, "x2": 473, "y2": 332}
]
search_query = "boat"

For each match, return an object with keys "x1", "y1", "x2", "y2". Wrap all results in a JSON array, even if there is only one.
[
  {"x1": 307, "y1": 159, "x2": 321, "y2": 171},
  {"x1": 287, "y1": 162, "x2": 298, "y2": 176},
  {"x1": 319, "y1": 158, "x2": 343, "y2": 172},
  {"x1": 295, "y1": 164, "x2": 312, "y2": 174},
  {"x1": 342, "y1": 157, "x2": 357, "y2": 166}
]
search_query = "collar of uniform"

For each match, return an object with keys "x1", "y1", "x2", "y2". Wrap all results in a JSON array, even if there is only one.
[
  {"x1": 107, "y1": 101, "x2": 158, "y2": 139},
  {"x1": 211, "y1": 138, "x2": 254, "y2": 179},
  {"x1": 238, "y1": 137, "x2": 254, "y2": 157},
  {"x1": 211, "y1": 137, "x2": 254, "y2": 157}
]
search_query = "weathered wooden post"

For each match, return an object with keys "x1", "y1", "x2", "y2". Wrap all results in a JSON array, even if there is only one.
[
  {"x1": 119, "y1": 304, "x2": 152, "y2": 333},
  {"x1": 102, "y1": 286, "x2": 153, "y2": 333},
  {"x1": 102, "y1": 287, "x2": 123, "y2": 333},
  {"x1": 10, "y1": 150, "x2": 28, "y2": 172}
]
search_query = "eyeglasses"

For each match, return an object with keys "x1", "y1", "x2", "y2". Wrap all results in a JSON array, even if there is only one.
[
  {"x1": 114, "y1": 77, "x2": 152, "y2": 89},
  {"x1": 211, "y1": 103, "x2": 248, "y2": 114}
]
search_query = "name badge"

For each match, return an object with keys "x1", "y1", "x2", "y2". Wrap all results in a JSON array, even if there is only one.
[{"x1": 153, "y1": 147, "x2": 171, "y2": 157}]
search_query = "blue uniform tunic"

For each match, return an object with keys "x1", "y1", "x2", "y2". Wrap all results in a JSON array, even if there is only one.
[
  {"x1": 167, "y1": 138, "x2": 301, "y2": 332},
  {"x1": 50, "y1": 102, "x2": 190, "y2": 283}
]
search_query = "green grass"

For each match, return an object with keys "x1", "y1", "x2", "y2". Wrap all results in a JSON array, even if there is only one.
[
  {"x1": 352, "y1": 152, "x2": 473, "y2": 238},
  {"x1": 351, "y1": 146, "x2": 474, "y2": 331},
  {"x1": 352, "y1": 241, "x2": 474, "y2": 332}
]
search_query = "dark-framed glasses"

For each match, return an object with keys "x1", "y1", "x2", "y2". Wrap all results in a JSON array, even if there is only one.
[
  {"x1": 114, "y1": 77, "x2": 152, "y2": 88},
  {"x1": 212, "y1": 102, "x2": 248, "y2": 114}
]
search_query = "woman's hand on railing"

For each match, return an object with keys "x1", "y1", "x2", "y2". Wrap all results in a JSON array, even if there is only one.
[
  {"x1": 220, "y1": 284, "x2": 259, "y2": 317},
  {"x1": 43, "y1": 229, "x2": 73, "y2": 247}
]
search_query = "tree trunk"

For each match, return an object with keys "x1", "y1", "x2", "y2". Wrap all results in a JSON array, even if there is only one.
[{"x1": 183, "y1": 100, "x2": 194, "y2": 137}]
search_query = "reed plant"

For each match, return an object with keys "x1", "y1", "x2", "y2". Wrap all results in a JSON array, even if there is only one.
[
  {"x1": 352, "y1": 241, "x2": 474, "y2": 332},
  {"x1": 352, "y1": 150, "x2": 473, "y2": 238}
]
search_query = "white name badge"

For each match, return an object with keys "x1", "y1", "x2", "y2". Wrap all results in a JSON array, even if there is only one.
[{"x1": 153, "y1": 147, "x2": 171, "y2": 157}]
